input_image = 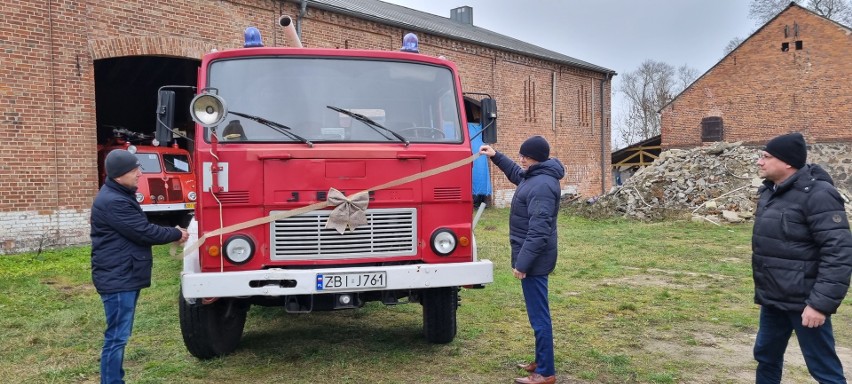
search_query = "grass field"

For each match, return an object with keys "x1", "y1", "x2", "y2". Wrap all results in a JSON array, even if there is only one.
[{"x1": 1, "y1": 208, "x2": 850, "y2": 383}]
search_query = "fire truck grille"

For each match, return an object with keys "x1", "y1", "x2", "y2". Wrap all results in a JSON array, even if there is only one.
[
  {"x1": 147, "y1": 178, "x2": 183, "y2": 202},
  {"x1": 269, "y1": 208, "x2": 417, "y2": 260}
]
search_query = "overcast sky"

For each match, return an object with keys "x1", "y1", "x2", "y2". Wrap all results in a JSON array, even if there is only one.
[{"x1": 381, "y1": 0, "x2": 758, "y2": 145}]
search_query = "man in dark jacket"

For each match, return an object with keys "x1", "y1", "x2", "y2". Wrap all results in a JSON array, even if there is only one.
[
  {"x1": 91, "y1": 149, "x2": 187, "y2": 384},
  {"x1": 752, "y1": 132, "x2": 852, "y2": 383},
  {"x1": 480, "y1": 136, "x2": 565, "y2": 384}
]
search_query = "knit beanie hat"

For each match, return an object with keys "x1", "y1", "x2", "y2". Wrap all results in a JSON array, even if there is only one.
[
  {"x1": 106, "y1": 149, "x2": 141, "y2": 178},
  {"x1": 519, "y1": 136, "x2": 550, "y2": 162},
  {"x1": 764, "y1": 132, "x2": 807, "y2": 169}
]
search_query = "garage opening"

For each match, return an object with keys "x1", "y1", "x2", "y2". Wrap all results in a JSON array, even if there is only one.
[
  {"x1": 94, "y1": 56, "x2": 198, "y2": 149},
  {"x1": 94, "y1": 56, "x2": 199, "y2": 226}
]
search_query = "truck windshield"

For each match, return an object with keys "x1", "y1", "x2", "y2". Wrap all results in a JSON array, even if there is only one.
[
  {"x1": 135, "y1": 153, "x2": 191, "y2": 173},
  {"x1": 136, "y1": 153, "x2": 162, "y2": 173},
  {"x1": 163, "y1": 154, "x2": 191, "y2": 173},
  {"x1": 206, "y1": 57, "x2": 462, "y2": 144}
]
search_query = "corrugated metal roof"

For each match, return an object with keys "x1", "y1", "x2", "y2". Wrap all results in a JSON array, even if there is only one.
[{"x1": 296, "y1": 0, "x2": 616, "y2": 75}]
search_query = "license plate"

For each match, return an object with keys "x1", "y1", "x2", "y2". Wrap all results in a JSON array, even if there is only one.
[
  {"x1": 316, "y1": 272, "x2": 387, "y2": 291},
  {"x1": 185, "y1": 203, "x2": 195, "y2": 209}
]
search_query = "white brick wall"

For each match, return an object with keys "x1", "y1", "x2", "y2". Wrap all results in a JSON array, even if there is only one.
[
  {"x1": 491, "y1": 189, "x2": 515, "y2": 208},
  {"x1": 0, "y1": 209, "x2": 90, "y2": 254},
  {"x1": 491, "y1": 187, "x2": 578, "y2": 208}
]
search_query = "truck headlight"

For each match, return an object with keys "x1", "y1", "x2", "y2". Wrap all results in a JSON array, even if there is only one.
[
  {"x1": 223, "y1": 235, "x2": 254, "y2": 265},
  {"x1": 135, "y1": 193, "x2": 144, "y2": 203},
  {"x1": 187, "y1": 191, "x2": 197, "y2": 201},
  {"x1": 430, "y1": 228, "x2": 457, "y2": 256}
]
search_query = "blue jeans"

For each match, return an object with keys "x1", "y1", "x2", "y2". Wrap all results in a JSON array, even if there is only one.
[
  {"x1": 754, "y1": 306, "x2": 846, "y2": 384},
  {"x1": 521, "y1": 275, "x2": 555, "y2": 376},
  {"x1": 100, "y1": 290, "x2": 139, "y2": 384}
]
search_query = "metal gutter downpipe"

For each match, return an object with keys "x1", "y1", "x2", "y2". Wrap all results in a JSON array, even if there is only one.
[{"x1": 297, "y1": 0, "x2": 307, "y2": 38}]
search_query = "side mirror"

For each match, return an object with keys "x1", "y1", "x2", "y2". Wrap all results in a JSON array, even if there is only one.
[
  {"x1": 156, "y1": 90, "x2": 175, "y2": 146},
  {"x1": 480, "y1": 98, "x2": 497, "y2": 144}
]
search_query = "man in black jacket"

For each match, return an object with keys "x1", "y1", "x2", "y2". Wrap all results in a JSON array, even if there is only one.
[
  {"x1": 91, "y1": 149, "x2": 187, "y2": 384},
  {"x1": 480, "y1": 136, "x2": 565, "y2": 384},
  {"x1": 752, "y1": 132, "x2": 852, "y2": 383}
]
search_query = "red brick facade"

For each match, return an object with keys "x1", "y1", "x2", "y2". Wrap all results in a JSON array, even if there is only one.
[
  {"x1": 0, "y1": 0, "x2": 611, "y2": 253},
  {"x1": 661, "y1": 4, "x2": 852, "y2": 148}
]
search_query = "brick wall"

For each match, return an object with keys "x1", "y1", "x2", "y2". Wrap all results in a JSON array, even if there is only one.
[
  {"x1": 661, "y1": 5, "x2": 852, "y2": 149},
  {"x1": 300, "y1": 7, "x2": 613, "y2": 206},
  {"x1": 2, "y1": 0, "x2": 94, "y2": 254},
  {"x1": 0, "y1": 0, "x2": 611, "y2": 253}
]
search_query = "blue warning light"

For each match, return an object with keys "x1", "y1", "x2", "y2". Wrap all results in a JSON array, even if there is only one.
[
  {"x1": 244, "y1": 26, "x2": 263, "y2": 48},
  {"x1": 401, "y1": 33, "x2": 419, "y2": 53}
]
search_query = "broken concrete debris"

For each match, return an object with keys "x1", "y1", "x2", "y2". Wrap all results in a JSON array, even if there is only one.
[{"x1": 563, "y1": 141, "x2": 852, "y2": 223}]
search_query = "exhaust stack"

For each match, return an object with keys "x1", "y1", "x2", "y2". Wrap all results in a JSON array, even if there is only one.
[{"x1": 279, "y1": 15, "x2": 303, "y2": 48}]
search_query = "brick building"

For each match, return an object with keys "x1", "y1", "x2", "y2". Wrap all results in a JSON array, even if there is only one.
[
  {"x1": 0, "y1": 0, "x2": 614, "y2": 254},
  {"x1": 660, "y1": 3, "x2": 852, "y2": 188}
]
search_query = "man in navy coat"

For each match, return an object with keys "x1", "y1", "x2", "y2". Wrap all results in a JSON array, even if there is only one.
[
  {"x1": 91, "y1": 149, "x2": 187, "y2": 384},
  {"x1": 480, "y1": 136, "x2": 565, "y2": 384}
]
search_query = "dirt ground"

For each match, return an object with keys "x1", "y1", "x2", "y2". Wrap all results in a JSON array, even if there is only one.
[
  {"x1": 644, "y1": 329, "x2": 852, "y2": 383},
  {"x1": 587, "y1": 271, "x2": 852, "y2": 383}
]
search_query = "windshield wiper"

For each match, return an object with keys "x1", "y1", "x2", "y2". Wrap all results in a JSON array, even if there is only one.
[
  {"x1": 327, "y1": 105, "x2": 409, "y2": 147},
  {"x1": 227, "y1": 111, "x2": 313, "y2": 147}
]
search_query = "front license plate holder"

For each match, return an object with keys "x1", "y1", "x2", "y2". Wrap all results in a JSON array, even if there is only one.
[{"x1": 316, "y1": 272, "x2": 387, "y2": 291}]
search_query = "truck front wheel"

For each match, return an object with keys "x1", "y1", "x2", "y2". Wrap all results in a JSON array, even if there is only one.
[
  {"x1": 421, "y1": 286, "x2": 458, "y2": 344},
  {"x1": 179, "y1": 290, "x2": 249, "y2": 359}
]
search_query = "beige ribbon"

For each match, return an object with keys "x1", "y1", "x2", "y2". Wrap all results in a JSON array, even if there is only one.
[
  {"x1": 180, "y1": 153, "x2": 480, "y2": 258},
  {"x1": 325, "y1": 188, "x2": 369, "y2": 234}
]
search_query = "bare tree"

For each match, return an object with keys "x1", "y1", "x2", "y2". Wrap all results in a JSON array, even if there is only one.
[
  {"x1": 749, "y1": 0, "x2": 793, "y2": 25},
  {"x1": 749, "y1": 0, "x2": 852, "y2": 26},
  {"x1": 724, "y1": 36, "x2": 746, "y2": 56},
  {"x1": 809, "y1": 0, "x2": 852, "y2": 24},
  {"x1": 676, "y1": 65, "x2": 701, "y2": 91},
  {"x1": 613, "y1": 60, "x2": 698, "y2": 149}
]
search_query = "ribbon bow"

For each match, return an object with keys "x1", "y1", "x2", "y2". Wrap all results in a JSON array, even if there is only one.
[{"x1": 324, "y1": 188, "x2": 370, "y2": 234}]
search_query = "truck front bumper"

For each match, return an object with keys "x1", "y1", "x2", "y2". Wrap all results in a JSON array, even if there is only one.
[
  {"x1": 141, "y1": 203, "x2": 194, "y2": 212},
  {"x1": 181, "y1": 260, "x2": 494, "y2": 299}
]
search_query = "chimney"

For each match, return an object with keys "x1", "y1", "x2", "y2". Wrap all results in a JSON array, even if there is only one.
[{"x1": 450, "y1": 6, "x2": 473, "y2": 25}]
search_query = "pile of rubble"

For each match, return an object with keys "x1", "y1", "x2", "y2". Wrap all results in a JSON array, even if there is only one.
[{"x1": 564, "y1": 141, "x2": 852, "y2": 223}]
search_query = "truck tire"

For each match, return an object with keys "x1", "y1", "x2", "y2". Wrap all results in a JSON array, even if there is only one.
[
  {"x1": 177, "y1": 212, "x2": 194, "y2": 228},
  {"x1": 179, "y1": 290, "x2": 249, "y2": 359},
  {"x1": 421, "y1": 286, "x2": 458, "y2": 344}
]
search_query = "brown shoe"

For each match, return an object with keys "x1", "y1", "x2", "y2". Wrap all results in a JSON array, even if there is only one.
[
  {"x1": 516, "y1": 362, "x2": 537, "y2": 373},
  {"x1": 514, "y1": 373, "x2": 555, "y2": 384}
]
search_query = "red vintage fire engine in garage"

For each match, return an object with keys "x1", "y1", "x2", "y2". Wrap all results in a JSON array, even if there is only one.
[{"x1": 97, "y1": 127, "x2": 196, "y2": 227}]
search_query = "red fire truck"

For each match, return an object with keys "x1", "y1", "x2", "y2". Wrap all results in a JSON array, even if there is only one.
[
  {"x1": 163, "y1": 17, "x2": 496, "y2": 359},
  {"x1": 97, "y1": 128, "x2": 196, "y2": 227}
]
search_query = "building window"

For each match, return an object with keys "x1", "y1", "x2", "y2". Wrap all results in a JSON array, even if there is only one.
[
  {"x1": 578, "y1": 85, "x2": 590, "y2": 127},
  {"x1": 525, "y1": 76, "x2": 537, "y2": 123},
  {"x1": 701, "y1": 116, "x2": 723, "y2": 142}
]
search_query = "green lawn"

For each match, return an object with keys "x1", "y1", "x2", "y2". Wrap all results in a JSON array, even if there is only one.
[{"x1": 1, "y1": 208, "x2": 849, "y2": 383}]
